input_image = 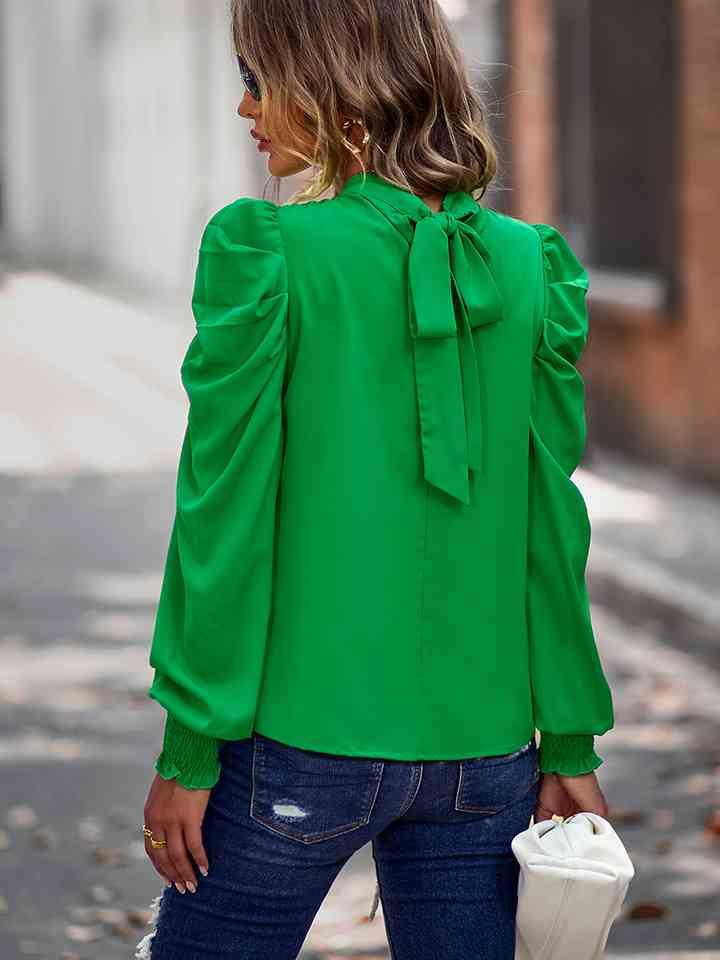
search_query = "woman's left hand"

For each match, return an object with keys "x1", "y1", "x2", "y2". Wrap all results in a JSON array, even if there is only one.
[
  {"x1": 143, "y1": 774, "x2": 211, "y2": 893},
  {"x1": 534, "y1": 770, "x2": 609, "y2": 824}
]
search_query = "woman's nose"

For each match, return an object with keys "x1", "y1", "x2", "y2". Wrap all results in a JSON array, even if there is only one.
[{"x1": 237, "y1": 91, "x2": 259, "y2": 118}]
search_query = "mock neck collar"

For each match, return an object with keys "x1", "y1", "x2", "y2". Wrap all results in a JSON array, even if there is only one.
[{"x1": 338, "y1": 170, "x2": 483, "y2": 224}]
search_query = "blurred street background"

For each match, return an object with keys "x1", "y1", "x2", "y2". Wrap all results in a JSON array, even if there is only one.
[{"x1": 1, "y1": 1, "x2": 719, "y2": 958}]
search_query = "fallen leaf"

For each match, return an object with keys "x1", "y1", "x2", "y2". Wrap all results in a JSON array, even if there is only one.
[
  {"x1": 626, "y1": 901, "x2": 670, "y2": 920},
  {"x1": 91, "y1": 846, "x2": 127, "y2": 866},
  {"x1": 30, "y1": 826, "x2": 57, "y2": 850},
  {"x1": 65, "y1": 923, "x2": 105, "y2": 943},
  {"x1": 126, "y1": 907, "x2": 153, "y2": 927}
]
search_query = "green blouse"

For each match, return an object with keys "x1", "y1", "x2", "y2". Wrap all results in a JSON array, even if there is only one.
[{"x1": 146, "y1": 170, "x2": 614, "y2": 790}]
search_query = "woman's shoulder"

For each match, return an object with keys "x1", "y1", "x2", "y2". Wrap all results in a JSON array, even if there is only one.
[
  {"x1": 483, "y1": 209, "x2": 584, "y2": 273},
  {"x1": 481, "y1": 209, "x2": 587, "y2": 294},
  {"x1": 193, "y1": 198, "x2": 288, "y2": 316},
  {"x1": 202, "y1": 191, "x2": 363, "y2": 259},
  {"x1": 200, "y1": 196, "x2": 283, "y2": 250},
  {"x1": 481, "y1": 207, "x2": 547, "y2": 250}
]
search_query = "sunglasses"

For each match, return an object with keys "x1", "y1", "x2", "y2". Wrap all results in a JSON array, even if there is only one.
[{"x1": 236, "y1": 54, "x2": 261, "y2": 101}]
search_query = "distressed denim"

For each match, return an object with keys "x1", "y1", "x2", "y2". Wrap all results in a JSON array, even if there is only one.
[{"x1": 137, "y1": 731, "x2": 540, "y2": 959}]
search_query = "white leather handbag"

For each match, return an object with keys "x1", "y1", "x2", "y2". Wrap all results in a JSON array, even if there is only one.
[{"x1": 512, "y1": 812, "x2": 635, "y2": 960}]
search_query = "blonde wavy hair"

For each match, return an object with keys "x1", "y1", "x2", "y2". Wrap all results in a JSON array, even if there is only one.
[{"x1": 230, "y1": 0, "x2": 498, "y2": 205}]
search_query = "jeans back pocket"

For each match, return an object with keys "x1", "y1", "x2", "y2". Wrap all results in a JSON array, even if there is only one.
[
  {"x1": 250, "y1": 734, "x2": 384, "y2": 844},
  {"x1": 454, "y1": 737, "x2": 539, "y2": 815}
]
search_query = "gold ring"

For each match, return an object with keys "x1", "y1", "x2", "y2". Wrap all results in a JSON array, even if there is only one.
[{"x1": 143, "y1": 823, "x2": 168, "y2": 847}]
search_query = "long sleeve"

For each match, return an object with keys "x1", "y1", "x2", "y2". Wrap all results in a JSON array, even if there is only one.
[
  {"x1": 146, "y1": 198, "x2": 288, "y2": 790},
  {"x1": 526, "y1": 223, "x2": 615, "y2": 777}
]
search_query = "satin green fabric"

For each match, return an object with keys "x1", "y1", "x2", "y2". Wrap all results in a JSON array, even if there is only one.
[{"x1": 147, "y1": 171, "x2": 614, "y2": 789}]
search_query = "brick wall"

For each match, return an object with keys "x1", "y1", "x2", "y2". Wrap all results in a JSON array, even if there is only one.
[{"x1": 507, "y1": 0, "x2": 720, "y2": 484}]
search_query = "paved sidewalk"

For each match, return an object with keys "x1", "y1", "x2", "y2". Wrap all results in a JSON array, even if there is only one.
[
  {"x1": 0, "y1": 263, "x2": 719, "y2": 958},
  {"x1": 581, "y1": 449, "x2": 720, "y2": 628}
]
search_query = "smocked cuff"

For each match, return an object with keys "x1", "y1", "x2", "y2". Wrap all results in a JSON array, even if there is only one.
[
  {"x1": 154, "y1": 713, "x2": 221, "y2": 790},
  {"x1": 538, "y1": 732, "x2": 604, "y2": 776}
]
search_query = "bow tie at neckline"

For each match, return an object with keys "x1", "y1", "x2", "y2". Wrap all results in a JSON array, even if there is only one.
[{"x1": 339, "y1": 171, "x2": 505, "y2": 505}]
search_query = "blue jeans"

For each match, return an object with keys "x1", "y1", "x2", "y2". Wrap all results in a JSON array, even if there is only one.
[{"x1": 140, "y1": 731, "x2": 540, "y2": 959}]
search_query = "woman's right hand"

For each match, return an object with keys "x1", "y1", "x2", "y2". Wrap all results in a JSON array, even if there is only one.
[{"x1": 533, "y1": 770, "x2": 609, "y2": 823}]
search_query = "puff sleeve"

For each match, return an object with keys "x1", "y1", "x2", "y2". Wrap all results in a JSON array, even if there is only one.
[
  {"x1": 527, "y1": 223, "x2": 615, "y2": 777},
  {"x1": 146, "y1": 198, "x2": 288, "y2": 789}
]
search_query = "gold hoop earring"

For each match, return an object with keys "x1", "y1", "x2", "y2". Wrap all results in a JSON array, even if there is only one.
[{"x1": 341, "y1": 118, "x2": 371, "y2": 153}]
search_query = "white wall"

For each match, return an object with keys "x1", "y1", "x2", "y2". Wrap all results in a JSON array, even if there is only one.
[{"x1": 1, "y1": 0, "x2": 264, "y2": 293}]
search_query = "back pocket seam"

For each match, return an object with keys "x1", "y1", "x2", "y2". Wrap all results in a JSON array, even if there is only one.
[{"x1": 249, "y1": 736, "x2": 385, "y2": 844}]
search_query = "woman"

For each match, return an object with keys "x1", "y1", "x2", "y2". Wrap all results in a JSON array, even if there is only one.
[{"x1": 137, "y1": 1, "x2": 614, "y2": 957}]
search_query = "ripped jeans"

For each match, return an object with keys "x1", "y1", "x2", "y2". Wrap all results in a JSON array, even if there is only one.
[{"x1": 136, "y1": 731, "x2": 540, "y2": 960}]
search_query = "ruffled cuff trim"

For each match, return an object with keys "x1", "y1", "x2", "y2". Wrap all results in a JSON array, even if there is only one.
[
  {"x1": 538, "y1": 732, "x2": 604, "y2": 776},
  {"x1": 154, "y1": 713, "x2": 221, "y2": 790}
]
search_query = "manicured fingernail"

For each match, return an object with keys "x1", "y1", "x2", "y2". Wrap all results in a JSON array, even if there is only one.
[
  {"x1": 199, "y1": 866, "x2": 208, "y2": 877},
  {"x1": 175, "y1": 882, "x2": 186, "y2": 894},
  {"x1": 187, "y1": 881, "x2": 197, "y2": 894}
]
